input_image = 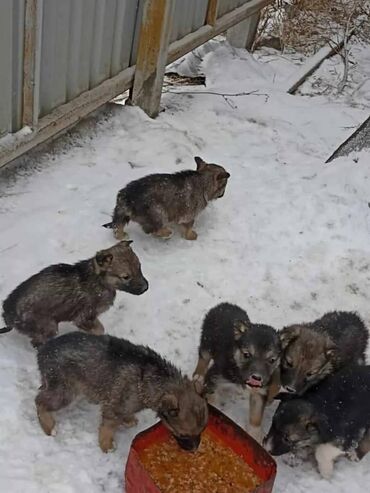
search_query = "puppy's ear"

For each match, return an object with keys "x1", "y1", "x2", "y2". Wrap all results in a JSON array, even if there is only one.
[
  {"x1": 95, "y1": 251, "x2": 113, "y2": 270},
  {"x1": 234, "y1": 320, "x2": 250, "y2": 340},
  {"x1": 159, "y1": 393, "x2": 179, "y2": 418},
  {"x1": 217, "y1": 171, "x2": 230, "y2": 180},
  {"x1": 280, "y1": 325, "x2": 301, "y2": 350},
  {"x1": 194, "y1": 156, "x2": 207, "y2": 171}
]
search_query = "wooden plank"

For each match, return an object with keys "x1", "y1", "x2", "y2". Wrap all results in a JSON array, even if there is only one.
[
  {"x1": 167, "y1": 0, "x2": 272, "y2": 64},
  {"x1": 0, "y1": 66, "x2": 135, "y2": 169},
  {"x1": 206, "y1": 0, "x2": 218, "y2": 26},
  {"x1": 22, "y1": 0, "x2": 42, "y2": 127},
  {"x1": 326, "y1": 115, "x2": 370, "y2": 163},
  {"x1": 282, "y1": 36, "x2": 350, "y2": 95},
  {"x1": 226, "y1": 11, "x2": 260, "y2": 51},
  {"x1": 130, "y1": 0, "x2": 175, "y2": 118}
]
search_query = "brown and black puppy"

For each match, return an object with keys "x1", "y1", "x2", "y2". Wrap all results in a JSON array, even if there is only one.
[
  {"x1": 36, "y1": 332, "x2": 208, "y2": 453},
  {"x1": 192, "y1": 303, "x2": 281, "y2": 442},
  {"x1": 103, "y1": 156, "x2": 230, "y2": 240},
  {"x1": 279, "y1": 311, "x2": 368, "y2": 395},
  {"x1": 264, "y1": 366, "x2": 370, "y2": 479},
  {"x1": 1, "y1": 241, "x2": 148, "y2": 347}
]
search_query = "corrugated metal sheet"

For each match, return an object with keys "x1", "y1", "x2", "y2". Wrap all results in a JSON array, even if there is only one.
[
  {"x1": 217, "y1": 0, "x2": 252, "y2": 18},
  {"x1": 130, "y1": 0, "x2": 209, "y2": 64},
  {"x1": 0, "y1": 0, "x2": 25, "y2": 136},
  {"x1": 39, "y1": 0, "x2": 140, "y2": 117},
  {"x1": 0, "y1": 0, "x2": 262, "y2": 141},
  {"x1": 169, "y1": 0, "x2": 208, "y2": 43}
]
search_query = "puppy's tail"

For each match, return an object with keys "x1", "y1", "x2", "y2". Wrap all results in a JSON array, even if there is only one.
[
  {"x1": 103, "y1": 190, "x2": 131, "y2": 231},
  {"x1": 0, "y1": 326, "x2": 13, "y2": 334}
]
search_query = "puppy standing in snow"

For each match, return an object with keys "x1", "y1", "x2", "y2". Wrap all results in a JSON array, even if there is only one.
[
  {"x1": 279, "y1": 311, "x2": 368, "y2": 395},
  {"x1": 36, "y1": 332, "x2": 208, "y2": 453},
  {"x1": 103, "y1": 156, "x2": 230, "y2": 240},
  {"x1": 264, "y1": 365, "x2": 370, "y2": 479},
  {"x1": 0, "y1": 241, "x2": 148, "y2": 347},
  {"x1": 192, "y1": 302, "x2": 281, "y2": 442}
]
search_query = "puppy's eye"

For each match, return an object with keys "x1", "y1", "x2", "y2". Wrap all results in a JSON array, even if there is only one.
[
  {"x1": 284, "y1": 358, "x2": 293, "y2": 368},
  {"x1": 282, "y1": 433, "x2": 291, "y2": 444},
  {"x1": 120, "y1": 274, "x2": 130, "y2": 280},
  {"x1": 243, "y1": 351, "x2": 251, "y2": 358},
  {"x1": 306, "y1": 423, "x2": 317, "y2": 433},
  {"x1": 306, "y1": 371, "x2": 314, "y2": 378},
  {"x1": 269, "y1": 357, "x2": 277, "y2": 364}
]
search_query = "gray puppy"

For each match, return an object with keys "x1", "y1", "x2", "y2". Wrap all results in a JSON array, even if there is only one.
[
  {"x1": 103, "y1": 156, "x2": 230, "y2": 240},
  {"x1": 279, "y1": 311, "x2": 368, "y2": 395},
  {"x1": 1, "y1": 241, "x2": 148, "y2": 347},
  {"x1": 36, "y1": 332, "x2": 208, "y2": 453}
]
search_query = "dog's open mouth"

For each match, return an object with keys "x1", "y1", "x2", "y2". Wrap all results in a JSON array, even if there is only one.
[{"x1": 246, "y1": 377, "x2": 263, "y2": 388}]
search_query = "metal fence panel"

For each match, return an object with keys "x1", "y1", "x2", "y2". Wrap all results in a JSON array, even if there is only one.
[
  {"x1": 0, "y1": 0, "x2": 25, "y2": 136},
  {"x1": 130, "y1": 0, "x2": 208, "y2": 64},
  {"x1": 217, "y1": 0, "x2": 252, "y2": 18},
  {"x1": 39, "y1": 0, "x2": 140, "y2": 118},
  {"x1": 170, "y1": 0, "x2": 208, "y2": 43}
]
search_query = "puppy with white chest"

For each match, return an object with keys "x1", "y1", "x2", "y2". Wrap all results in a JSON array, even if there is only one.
[
  {"x1": 264, "y1": 365, "x2": 370, "y2": 479},
  {"x1": 192, "y1": 302, "x2": 281, "y2": 442}
]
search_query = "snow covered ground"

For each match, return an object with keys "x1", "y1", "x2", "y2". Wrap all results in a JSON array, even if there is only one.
[{"x1": 1, "y1": 39, "x2": 370, "y2": 493}]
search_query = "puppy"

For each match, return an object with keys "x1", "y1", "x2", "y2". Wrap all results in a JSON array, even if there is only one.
[
  {"x1": 103, "y1": 156, "x2": 230, "y2": 240},
  {"x1": 1, "y1": 241, "x2": 148, "y2": 347},
  {"x1": 36, "y1": 332, "x2": 208, "y2": 452},
  {"x1": 264, "y1": 365, "x2": 370, "y2": 479},
  {"x1": 280, "y1": 311, "x2": 368, "y2": 395},
  {"x1": 193, "y1": 302, "x2": 281, "y2": 441}
]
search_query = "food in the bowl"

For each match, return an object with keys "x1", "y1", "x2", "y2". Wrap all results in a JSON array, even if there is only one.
[{"x1": 139, "y1": 429, "x2": 262, "y2": 493}]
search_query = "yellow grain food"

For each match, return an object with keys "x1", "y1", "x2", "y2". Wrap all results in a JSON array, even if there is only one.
[{"x1": 139, "y1": 430, "x2": 262, "y2": 493}]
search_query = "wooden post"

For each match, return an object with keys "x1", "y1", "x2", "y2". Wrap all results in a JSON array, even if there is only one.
[
  {"x1": 130, "y1": 0, "x2": 175, "y2": 118},
  {"x1": 206, "y1": 0, "x2": 218, "y2": 26},
  {"x1": 22, "y1": 0, "x2": 42, "y2": 128},
  {"x1": 226, "y1": 11, "x2": 260, "y2": 51}
]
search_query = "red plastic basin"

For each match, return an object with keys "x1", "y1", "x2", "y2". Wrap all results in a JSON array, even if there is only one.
[{"x1": 125, "y1": 405, "x2": 276, "y2": 493}]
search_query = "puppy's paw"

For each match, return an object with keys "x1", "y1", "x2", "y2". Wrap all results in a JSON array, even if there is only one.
[
  {"x1": 247, "y1": 425, "x2": 263, "y2": 443},
  {"x1": 192, "y1": 374, "x2": 205, "y2": 394},
  {"x1": 37, "y1": 409, "x2": 56, "y2": 437},
  {"x1": 315, "y1": 443, "x2": 343, "y2": 480},
  {"x1": 282, "y1": 452, "x2": 303, "y2": 467},
  {"x1": 99, "y1": 436, "x2": 116, "y2": 453},
  {"x1": 184, "y1": 229, "x2": 198, "y2": 241},
  {"x1": 347, "y1": 449, "x2": 360, "y2": 462}
]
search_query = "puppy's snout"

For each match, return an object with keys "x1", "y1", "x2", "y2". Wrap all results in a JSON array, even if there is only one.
[
  {"x1": 127, "y1": 278, "x2": 149, "y2": 295},
  {"x1": 175, "y1": 434, "x2": 201, "y2": 452},
  {"x1": 251, "y1": 374, "x2": 262, "y2": 382}
]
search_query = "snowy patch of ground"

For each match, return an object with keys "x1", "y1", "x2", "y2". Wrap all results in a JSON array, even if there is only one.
[{"x1": 1, "y1": 40, "x2": 370, "y2": 492}]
